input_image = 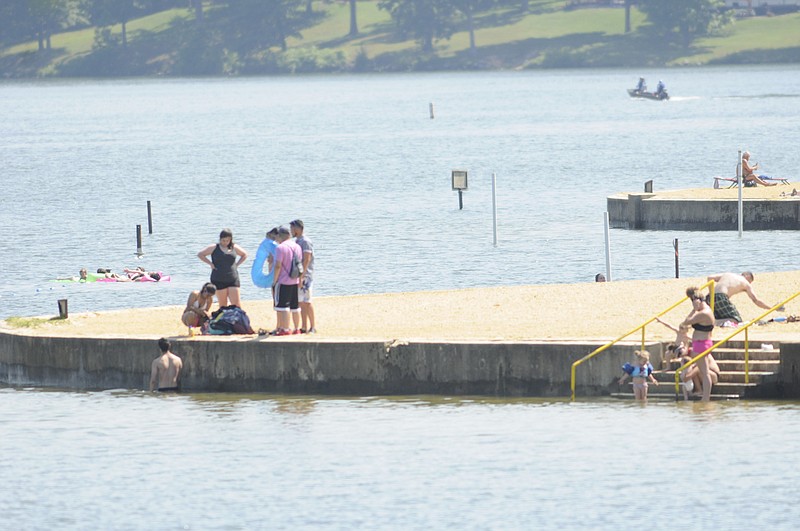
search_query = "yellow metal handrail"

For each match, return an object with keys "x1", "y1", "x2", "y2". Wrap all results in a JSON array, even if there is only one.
[
  {"x1": 570, "y1": 280, "x2": 716, "y2": 400},
  {"x1": 672, "y1": 290, "x2": 800, "y2": 397}
]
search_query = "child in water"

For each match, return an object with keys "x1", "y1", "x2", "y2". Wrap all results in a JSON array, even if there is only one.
[{"x1": 618, "y1": 350, "x2": 659, "y2": 401}]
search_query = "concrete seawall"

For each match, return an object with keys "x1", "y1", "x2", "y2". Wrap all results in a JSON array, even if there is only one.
[
  {"x1": 608, "y1": 193, "x2": 800, "y2": 230},
  {"x1": 0, "y1": 331, "x2": 655, "y2": 397}
]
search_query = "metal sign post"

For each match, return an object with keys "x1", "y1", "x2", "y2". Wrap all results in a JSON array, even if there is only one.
[
  {"x1": 451, "y1": 170, "x2": 468, "y2": 210},
  {"x1": 737, "y1": 150, "x2": 743, "y2": 237}
]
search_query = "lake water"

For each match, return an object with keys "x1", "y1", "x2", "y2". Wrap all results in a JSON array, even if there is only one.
[
  {"x1": 3, "y1": 68, "x2": 800, "y2": 528},
  {"x1": 2, "y1": 388, "x2": 800, "y2": 529},
  {"x1": 2, "y1": 66, "x2": 800, "y2": 320}
]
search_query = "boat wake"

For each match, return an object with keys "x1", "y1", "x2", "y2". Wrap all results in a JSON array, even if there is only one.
[{"x1": 719, "y1": 93, "x2": 800, "y2": 100}]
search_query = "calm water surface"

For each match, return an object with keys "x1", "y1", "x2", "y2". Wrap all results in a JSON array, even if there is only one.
[
  {"x1": 2, "y1": 389, "x2": 800, "y2": 529},
  {"x1": 1, "y1": 66, "x2": 800, "y2": 320},
  {"x1": 3, "y1": 68, "x2": 800, "y2": 528}
]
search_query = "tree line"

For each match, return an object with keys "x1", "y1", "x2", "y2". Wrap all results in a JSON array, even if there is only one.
[{"x1": 1, "y1": 1, "x2": 733, "y2": 64}]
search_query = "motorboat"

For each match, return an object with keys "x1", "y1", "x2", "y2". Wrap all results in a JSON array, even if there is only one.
[{"x1": 627, "y1": 88, "x2": 669, "y2": 101}]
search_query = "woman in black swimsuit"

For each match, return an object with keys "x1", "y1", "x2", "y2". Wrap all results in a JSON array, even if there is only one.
[
  {"x1": 680, "y1": 286, "x2": 717, "y2": 401},
  {"x1": 197, "y1": 228, "x2": 248, "y2": 308}
]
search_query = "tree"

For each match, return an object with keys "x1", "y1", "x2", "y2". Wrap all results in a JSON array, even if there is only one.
[
  {"x1": 224, "y1": 0, "x2": 306, "y2": 53},
  {"x1": 379, "y1": 0, "x2": 457, "y2": 53},
  {"x1": 30, "y1": 0, "x2": 71, "y2": 50},
  {"x1": 0, "y1": 0, "x2": 31, "y2": 47},
  {"x1": 452, "y1": 0, "x2": 494, "y2": 54},
  {"x1": 80, "y1": 0, "x2": 148, "y2": 47},
  {"x1": 637, "y1": 0, "x2": 732, "y2": 47},
  {"x1": 349, "y1": 0, "x2": 358, "y2": 37},
  {"x1": 0, "y1": 0, "x2": 70, "y2": 50},
  {"x1": 190, "y1": 0, "x2": 203, "y2": 22},
  {"x1": 624, "y1": 0, "x2": 632, "y2": 33}
]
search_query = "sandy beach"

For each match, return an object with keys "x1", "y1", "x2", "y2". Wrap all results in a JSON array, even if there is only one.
[{"x1": 5, "y1": 270, "x2": 800, "y2": 344}]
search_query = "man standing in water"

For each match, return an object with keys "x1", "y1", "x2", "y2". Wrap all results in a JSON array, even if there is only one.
[
  {"x1": 149, "y1": 338, "x2": 182, "y2": 392},
  {"x1": 706, "y1": 271, "x2": 777, "y2": 324},
  {"x1": 290, "y1": 219, "x2": 316, "y2": 334}
]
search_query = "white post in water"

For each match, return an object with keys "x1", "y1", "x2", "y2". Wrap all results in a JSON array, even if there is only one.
[
  {"x1": 604, "y1": 211, "x2": 612, "y2": 281},
  {"x1": 737, "y1": 149, "x2": 744, "y2": 237},
  {"x1": 491, "y1": 172, "x2": 498, "y2": 247}
]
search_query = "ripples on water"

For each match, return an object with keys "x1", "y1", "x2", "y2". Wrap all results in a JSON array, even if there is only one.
[
  {"x1": 1, "y1": 387, "x2": 799, "y2": 529},
  {"x1": 3, "y1": 68, "x2": 800, "y2": 528},
  {"x1": 1, "y1": 66, "x2": 800, "y2": 319}
]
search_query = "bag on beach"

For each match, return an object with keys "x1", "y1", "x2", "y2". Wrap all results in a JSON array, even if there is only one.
[
  {"x1": 208, "y1": 305, "x2": 255, "y2": 335},
  {"x1": 289, "y1": 248, "x2": 304, "y2": 279}
]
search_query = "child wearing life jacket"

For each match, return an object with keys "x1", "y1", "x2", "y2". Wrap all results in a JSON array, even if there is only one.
[{"x1": 618, "y1": 350, "x2": 659, "y2": 401}]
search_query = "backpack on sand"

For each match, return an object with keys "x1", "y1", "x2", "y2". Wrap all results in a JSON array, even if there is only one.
[{"x1": 208, "y1": 305, "x2": 255, "y2": 335}]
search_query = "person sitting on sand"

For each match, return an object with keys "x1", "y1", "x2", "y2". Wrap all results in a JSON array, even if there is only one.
[
  {"x1": 182, "y1": 282, "x2": 217, "y2": 329},
  {"x1": 742, "y1": 151, "x2": 776, "y2": 187}
]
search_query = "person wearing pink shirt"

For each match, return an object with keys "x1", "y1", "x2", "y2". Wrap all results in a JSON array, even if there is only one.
[{"x1": 271, "y1": 226, "x2": 302, "y2": 336}]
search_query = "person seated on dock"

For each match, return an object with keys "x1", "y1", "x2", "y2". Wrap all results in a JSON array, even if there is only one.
[
  {"x1": 675, "y1": 351, "x2": 720, "y2": 401},
  {"x1": 655, "y1": 316, "x2": 691, "y2": 366},
  {"x1": 742, "y1": 151, "x2": 777, "y2": 187},
  {"x1": 182, "y1": 282, "x2": 217, "y2": 332}
]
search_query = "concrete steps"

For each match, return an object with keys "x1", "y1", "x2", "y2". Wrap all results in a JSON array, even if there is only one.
[{"x1": 613, "y1": 341, "x2": 781, "y2": 400}]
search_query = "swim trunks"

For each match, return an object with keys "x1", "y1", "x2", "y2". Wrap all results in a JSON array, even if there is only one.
[
  {"x1": 274, "y1": 283, "x2": 299, "y2": 312},
  {"x1": 299, "y1": 277, "x2": 313, "y2": 303},
  {"x1": 708, "y1": 292, "x2": 742, "y2": 322},
  {"x1": 692, "y1": 339, "x2": 714, "y2": 356}
]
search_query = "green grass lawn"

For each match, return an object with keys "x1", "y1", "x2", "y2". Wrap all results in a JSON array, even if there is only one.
[
  {"x1": 684, "y1": 13, "x2": 800, "y2": 64},
  {"x1": 1, "y1": 1, "x2": 798, "y2": 76}
]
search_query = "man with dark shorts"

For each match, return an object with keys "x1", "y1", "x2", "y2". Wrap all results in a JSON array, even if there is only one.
[
  {"x1": 271, "y1": 226, "x2": 302, "y2": 335},
  {"x1": 706, "y1": 271, "x2": 778, "y2": 324},
  {"x1": 149, "y1": 338, "x2": 182, "y2": 392}
]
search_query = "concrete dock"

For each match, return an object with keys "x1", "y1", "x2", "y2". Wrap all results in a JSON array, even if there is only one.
[
  {"x1": 4, "y1": 273, "x2": 800, "y2": 398},
  {"x1": 608, "y1": 184, "x2": 800, "y2": 230}
]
